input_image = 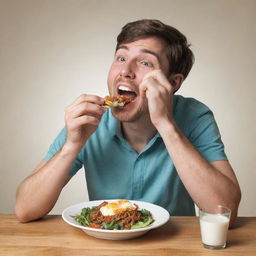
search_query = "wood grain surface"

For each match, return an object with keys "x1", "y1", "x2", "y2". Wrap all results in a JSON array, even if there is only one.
[{"x1": 0, "y1": 215, "x2": 255, "y2": 256}]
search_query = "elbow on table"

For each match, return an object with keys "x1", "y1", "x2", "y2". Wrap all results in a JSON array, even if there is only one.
[
  {"x1": 15, "y1": 203, "x2": 44, "y2": 223},
  {"x1": 229, "y1": 190, "x2": 242, "y2": 228},
  {"x1": 15, "y1": 205, "x2": 32, "y2": 223}
]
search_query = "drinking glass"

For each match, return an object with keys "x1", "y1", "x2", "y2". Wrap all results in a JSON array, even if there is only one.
[{"x1": 199, "y1": 205, "x2": 231, "y2": 249}]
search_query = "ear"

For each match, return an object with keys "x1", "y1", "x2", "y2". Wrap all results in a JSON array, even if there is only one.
[{"x1": 168, "y1": 73, "x2": 184, "y2": 93}]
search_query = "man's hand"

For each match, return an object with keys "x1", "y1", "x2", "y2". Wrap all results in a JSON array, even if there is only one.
[
  {"x1": 64, "y1": 94, "x2": 106, "y2": 149},
  {"x1": 139, "y1": 69, "x2": 175, "y2": 129}
]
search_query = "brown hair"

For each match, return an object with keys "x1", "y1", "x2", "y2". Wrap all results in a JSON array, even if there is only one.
[{"x1": 116, "y1": 19, "x2": 194, "y2": 79}]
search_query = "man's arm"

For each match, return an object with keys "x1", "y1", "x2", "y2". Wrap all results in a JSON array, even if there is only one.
[
  {"x1": 15, "y1": 94, "x2": 106, "y2": 222},
  {"x1": 140, "y1": 70, "x2": 241, "y2": 227},
  {"x1": 158, "y1": 121, "x2": 241, "y2": 227},
  {"x1": 15, "y1": 146, "x2": 76, "y2": 222}
]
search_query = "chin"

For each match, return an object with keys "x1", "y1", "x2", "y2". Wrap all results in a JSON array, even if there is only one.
[
  {"x1": 112, "y1": 102, "x2": 147, "y2": 123},
  {"x1": 112, "y1": 108, "x2": 135, "y2": 122}
]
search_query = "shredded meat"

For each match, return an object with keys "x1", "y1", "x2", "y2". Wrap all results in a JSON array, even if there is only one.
[{"x1": 90, "y1": 202, "x2": 142, "y2": 229}]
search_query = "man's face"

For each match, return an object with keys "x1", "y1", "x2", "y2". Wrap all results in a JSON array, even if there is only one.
[{"x1": 107, "y1": 36, "x2": 170, "y2": 122}]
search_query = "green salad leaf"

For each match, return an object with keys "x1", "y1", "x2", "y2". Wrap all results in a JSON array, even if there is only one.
[
  {"x1": 131, "y1": 209, "x2": 154, "y2": 229},
  {"x1": 101, "y1": 220, "x2": 124, "y2": 230},
  {"x1": 74, "y1": 207, "x2": 93, "y2": 226},
  {"x1": 111, "y1": 101, "x2": 125, "y2": 107}
]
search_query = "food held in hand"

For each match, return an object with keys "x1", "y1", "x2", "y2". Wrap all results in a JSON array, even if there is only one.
[
  {"x1": 74, "y1": 200, "x2": 154, "y2": 230},
  {"x1": 102, "y1": 95, "x2": 132, "y2": 108}
]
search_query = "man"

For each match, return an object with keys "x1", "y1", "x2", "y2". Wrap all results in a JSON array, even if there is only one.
[{"x1": 15, "y1": 19, "x2": 241, "y2": 226}]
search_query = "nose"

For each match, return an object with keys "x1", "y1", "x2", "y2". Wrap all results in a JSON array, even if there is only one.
[{"x1": 120, "y1": 62, "x2": 136, "y2": 79}]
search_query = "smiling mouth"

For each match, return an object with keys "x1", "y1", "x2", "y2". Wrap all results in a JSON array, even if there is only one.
[{"x1": 118, "y1": 85, "x2": 137, "y2": 101}]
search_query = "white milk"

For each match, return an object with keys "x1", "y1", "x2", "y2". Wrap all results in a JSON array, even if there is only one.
[{"x1": 200, "y1": 214, "x2": 229, "y2": 246}]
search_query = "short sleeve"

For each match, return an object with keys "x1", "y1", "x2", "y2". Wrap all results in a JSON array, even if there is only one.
[
  {"x1": 189, "y1": 109, "x2": 228, "y2": 162},
  {"x1": 43, "y1": 127, "x2": 83, "y2": 176}
]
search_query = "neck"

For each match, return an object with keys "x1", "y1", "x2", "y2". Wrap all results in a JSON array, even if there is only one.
[{"x1": 121, "y1": 118, "x2": 157, "y2": 153}]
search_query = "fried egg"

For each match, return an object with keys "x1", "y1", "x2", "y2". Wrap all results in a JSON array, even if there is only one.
[{"x1": 100, "y1": 200, "x2": 137, "y2": 216}]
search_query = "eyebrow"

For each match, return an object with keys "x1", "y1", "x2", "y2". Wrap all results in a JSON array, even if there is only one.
[{"x1": 116, "y1": 45, "x2": 161, "y2": 63}]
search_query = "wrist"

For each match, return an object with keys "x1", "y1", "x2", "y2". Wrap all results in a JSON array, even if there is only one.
[
  {"x1": 157, "y1": 119, "x2": 181, "y2": 140},
  {"x1": 61, "y1": 142, "x2": 83, "y2": 157}
]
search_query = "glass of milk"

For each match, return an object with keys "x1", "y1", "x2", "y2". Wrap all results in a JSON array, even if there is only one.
[{"x1": 199, "y1": 205, "x2": 231, "y2": 249}]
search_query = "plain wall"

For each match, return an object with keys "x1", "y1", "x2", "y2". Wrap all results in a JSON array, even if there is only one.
[{"x1": 0, "y1": 0, "x2": 255, "y2": 216}]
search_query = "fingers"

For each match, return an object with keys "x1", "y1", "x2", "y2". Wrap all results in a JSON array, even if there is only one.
[
  {"x1": 64, "y1": 94, "x2": 107, "y2": 146},
  {"x1": 65, "y1": 94, "x2": 106, "y2": 126},
  {"x1": 143, "y1": 69, "x2": 171, "y2": 90},
  {"x1": 68, "y1": 101, "x2": 105, "y2": 119},
  {"x1": 140, "y1": 69, "x2": 173, "y2": 98},
  {"x1": 66, "y1": 94, "x2": 104, "y2": 115},
  {"x1": 67, "y1": 94, "x2": 105, "y2": 109},
  {"x1": 68, "y1": 115, "x2": 101, "y2": 130}
]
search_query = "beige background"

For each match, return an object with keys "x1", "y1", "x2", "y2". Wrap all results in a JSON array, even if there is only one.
[{"x1": 0, "y1": 0, "x2": 255, "y2": 216}]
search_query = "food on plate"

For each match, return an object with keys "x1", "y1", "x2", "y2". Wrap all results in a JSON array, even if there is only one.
[
  {"x1": 102, "y1": 95, "x2": 132, "y2": 108},
  {"x1": 74, "y1": 200, "x2": 154, "y2": 230}
]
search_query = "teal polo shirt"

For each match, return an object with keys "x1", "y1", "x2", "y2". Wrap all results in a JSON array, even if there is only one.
[{"x1": 44, "y1": 95, "x2": 227, "y2": 216}]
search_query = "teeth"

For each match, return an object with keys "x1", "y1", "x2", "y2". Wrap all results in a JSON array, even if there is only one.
[{"x1": 118, "y1": 85, "x2": 132, "y2": 92}]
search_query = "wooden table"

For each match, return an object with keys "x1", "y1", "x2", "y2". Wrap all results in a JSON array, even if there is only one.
[{"x1": 0, "y1": 215, "x2": 255, "y2": 256}]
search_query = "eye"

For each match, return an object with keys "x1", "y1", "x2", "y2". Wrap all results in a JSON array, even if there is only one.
[
  {"x1": 140, "y1": 61, "x2": 153, "y2": 67},
  {"x1": 116, "y1": 56, "x2": 126, "y2": 62}
]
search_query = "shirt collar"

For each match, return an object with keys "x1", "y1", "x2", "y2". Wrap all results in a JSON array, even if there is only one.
[
  {"x1": 107, "y1": 109, "x2": 161, "y2": 140},
  {"x1": 106, "y1": 110, "x2": 122, "y2": 139}
]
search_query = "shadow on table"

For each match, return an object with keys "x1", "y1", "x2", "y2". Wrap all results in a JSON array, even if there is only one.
[
  {"x1": 227, "y1": 217, "x2": 256, "y2": 248},
  {"x1": 230, "y1": 217, "x2": 254, "y2": 229},
  {"x1": 138, "y1": 220, "x2": 179, "y2": 242}
]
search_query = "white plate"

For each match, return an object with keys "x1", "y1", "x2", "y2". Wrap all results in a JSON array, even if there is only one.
[{"x1": 62, "y1": 199, "x2": 170, "y2": 240}]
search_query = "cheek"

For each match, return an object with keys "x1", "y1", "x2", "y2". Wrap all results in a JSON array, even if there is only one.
[
  {"x1": 107, "y1": 64, "x2": 119, "y2": 83},
  {"x1": 107, "y1": 68, "x2": 117, "y2": 93}
]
